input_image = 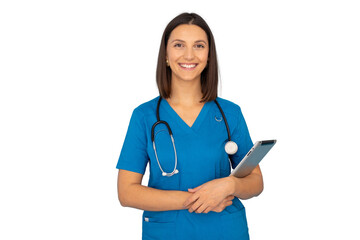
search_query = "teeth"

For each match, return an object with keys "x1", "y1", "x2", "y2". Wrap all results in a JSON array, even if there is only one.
[{"x1": 180, "y1": 64, "x2": 196, "y2": 68}]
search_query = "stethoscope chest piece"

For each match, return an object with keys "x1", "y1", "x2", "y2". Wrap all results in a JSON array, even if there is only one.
[{"x1": 225, "y1": 140, "x2": 238, "y2": 155}]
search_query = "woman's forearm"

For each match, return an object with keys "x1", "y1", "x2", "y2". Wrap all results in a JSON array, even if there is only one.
[
  {"x1": 227, "y1": 166, "x2": 264, "y2": 200},
  {"x1": 120, "y1": 184, "x2": 192, "y2": 211}
]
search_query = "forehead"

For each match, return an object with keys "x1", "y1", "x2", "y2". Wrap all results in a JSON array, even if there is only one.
[{"x1": 168, "y1": 24, "x2": 208, "y2": 43}]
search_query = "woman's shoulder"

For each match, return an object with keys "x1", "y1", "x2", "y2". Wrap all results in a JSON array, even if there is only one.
[
  {"x1": 215, "y1": 97, "x2": 242, "y2": 116},
  {"x1": 132, "y1": 96, "x2": 160, "y2": 117}
]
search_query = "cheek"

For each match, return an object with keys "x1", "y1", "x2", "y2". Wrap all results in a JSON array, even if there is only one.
[
  {"x1": 199, "y1": 50, "x2": 209, "y2": 63},
  {"x1": 168, "y1": 52, "x2": 181, "y2": 63}
]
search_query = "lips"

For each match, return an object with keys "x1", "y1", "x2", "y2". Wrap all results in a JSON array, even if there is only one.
[{"x1": 178, "y1": 63, "x2": 198, "y2": 70}]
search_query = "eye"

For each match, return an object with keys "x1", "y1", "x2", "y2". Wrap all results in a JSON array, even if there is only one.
[
  {"x1": 174, "y1": 43, "x2": 184, "y2": 48},
  {"x1": 194, "y1": 44, "x2": 205, "y2": 49}
]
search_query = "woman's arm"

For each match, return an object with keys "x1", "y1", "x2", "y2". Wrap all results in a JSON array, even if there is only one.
[
  {"x1": 118, "y1": 169, "x2": 237, "y2": 212},
  {"x1": 183, "y1": 165, "x2": 264, "y2": 213},
  {"x1": 117, "y1": 169, "x2": 192, "y2": 211},
  {"x1": 227, "y1": 164, "x2": 264, "y2": 200}
]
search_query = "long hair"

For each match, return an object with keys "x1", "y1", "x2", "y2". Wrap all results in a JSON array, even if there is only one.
[{"x1": 156, "y1": 13, "x2": 219, "y2": 102}]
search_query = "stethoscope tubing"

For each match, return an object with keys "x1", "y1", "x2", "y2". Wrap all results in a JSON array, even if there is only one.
[
  {"x1": 151, "y1": 97, "x2": 235, "y2": 177},
  {"x1": 214, "y1": 99, "x2": 231, "y2": 141}
]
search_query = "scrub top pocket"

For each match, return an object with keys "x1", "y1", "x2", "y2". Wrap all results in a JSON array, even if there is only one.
[
  {"x1": 142, "y1": 220, "x2": 176, "y2": 240},
  {"x1": 220, "y1": 208, "x2": 249, "y2": 240},
  {"x1": 142, "y1": 211, "x2": 177, "y2": 240}
]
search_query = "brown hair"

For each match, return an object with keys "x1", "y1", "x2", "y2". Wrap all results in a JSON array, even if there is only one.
[{"x1": 156, "y1": 13, "x2": 219, "y2": 102}]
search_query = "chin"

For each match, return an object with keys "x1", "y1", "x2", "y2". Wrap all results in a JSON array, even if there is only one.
[{"x1": 176, "y1": 75, "x2": 201, "y2": 82}]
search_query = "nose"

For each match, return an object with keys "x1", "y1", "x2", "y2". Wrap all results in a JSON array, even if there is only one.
[{"x1": 184, "y1": 47, "x2": 195, "y2": 60}]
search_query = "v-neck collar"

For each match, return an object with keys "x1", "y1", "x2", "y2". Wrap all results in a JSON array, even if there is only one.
[{"x1": 161, "y1": 98, "x2": 211, "y2": 134}]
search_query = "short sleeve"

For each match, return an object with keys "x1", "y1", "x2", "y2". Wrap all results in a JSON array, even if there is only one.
[
  {"x1": 116, "y1": 107, "x2": 149, "y2": 174},
  {"x1": 230, "y1": 106, "x2": 254, "y2": 169}
]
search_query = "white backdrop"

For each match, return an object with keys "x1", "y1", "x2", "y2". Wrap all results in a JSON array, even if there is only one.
[{"x1": 1, "y1": 0, "x2": 359, "y2": 239}]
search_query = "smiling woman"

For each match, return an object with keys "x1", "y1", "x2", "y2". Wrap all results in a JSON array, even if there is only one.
[
  {"x1": 156, "y1": 13, "x2": 219, "y2": 102},
  {"x1": 116, "y1": 12, "x2": 263, "y2": 240}
]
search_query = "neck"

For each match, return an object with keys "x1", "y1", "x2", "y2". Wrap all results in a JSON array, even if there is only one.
[{"x1": 168, "y1": 76, "x2": 203, "y2": 106}]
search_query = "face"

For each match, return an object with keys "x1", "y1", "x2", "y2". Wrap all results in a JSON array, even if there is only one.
[{"x1": 166, "y1": 24, "x2": 209, "y2": 83}]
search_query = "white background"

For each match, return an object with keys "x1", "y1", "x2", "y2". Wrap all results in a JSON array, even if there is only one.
[{"x1": 1, "y1": 0, "x2": 359, "y2": 239}]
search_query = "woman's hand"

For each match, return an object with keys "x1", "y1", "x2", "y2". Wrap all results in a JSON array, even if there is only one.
[
  {"x1": 211, "y1": 195, "x2": 234, "y2": 213},
  {"x1": 183, "y1": 177, "x2": 235, "y2": 213}
]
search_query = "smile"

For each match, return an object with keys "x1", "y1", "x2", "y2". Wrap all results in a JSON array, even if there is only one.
[{"x1": 178, "y1": 63, "x2": 198, "y2": 70}]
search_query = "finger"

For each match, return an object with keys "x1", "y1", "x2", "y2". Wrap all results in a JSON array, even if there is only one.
[
  {"x1": 195, "y1": 203, "x2": 208, "y2": 214},
  {"x1": 225, "y1": 195, "x2": 234, "y2": 201},
  {"x1": 211, "y1": 200, "x2": 233, "y2": 213},
  {"x1": 203, "y1": 206, "x2": 212, "y2": 214},
  {"x1": 223, "y1": 196, "x2": 234, "y2": 203},
  {"x1": 188, "y1": 185, "x2": 202, "y2": 192},
  {"x1": 226, "y1": 197, "x2": 234, "y2": 203},
  {"x1": 211, "y1": 206, "x2": 221, "y2": 213},
  {"x1": 183, "y1": 194, "x2": 199, "y2": 207},
  {"x1": 188, "y1": 199, "x2": 203, "y2": 213}
]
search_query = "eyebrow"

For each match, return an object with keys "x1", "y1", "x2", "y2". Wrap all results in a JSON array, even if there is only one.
[{"x1": 171, "y1": 39, "x2": 208, "y2": 45}]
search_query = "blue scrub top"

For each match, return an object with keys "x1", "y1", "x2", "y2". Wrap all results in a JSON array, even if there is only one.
[{"x1": 117, "y1": 96, "x2": 253, "y2": 240}]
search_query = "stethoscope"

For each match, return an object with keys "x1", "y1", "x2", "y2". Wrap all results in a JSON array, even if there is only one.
[{"x1": 151, "y1": 97, "x2": 238, "y2": 177}]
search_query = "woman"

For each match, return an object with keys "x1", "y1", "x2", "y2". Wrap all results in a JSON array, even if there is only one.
[{"x1": 117, "y1": 13, "x2": 263, "y2": 240}]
